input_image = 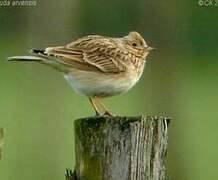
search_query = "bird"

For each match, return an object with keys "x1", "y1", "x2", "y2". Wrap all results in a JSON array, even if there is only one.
[{"x1": 7, "y1": 31, "x2": 154, "y2": 116}]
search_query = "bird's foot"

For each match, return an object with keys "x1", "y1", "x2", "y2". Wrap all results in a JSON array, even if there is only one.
[
  {"x1": 103, "y1": 111, "x2": 114, "y2": 117},
  {"x1": 94, "y1": 111, "x2": 115, "y2": 117},
  {"x1": 95, "y1": 111, "x2": 102, "y2": 117}
]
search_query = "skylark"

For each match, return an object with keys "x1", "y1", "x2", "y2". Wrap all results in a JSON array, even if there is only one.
[{"x1": 7, "y1": 31, "x2": 154, "y2": 115}]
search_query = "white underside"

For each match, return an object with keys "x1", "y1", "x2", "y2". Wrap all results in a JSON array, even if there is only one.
[{"x1": 64, "y1": 68, "x2": 144, "y2": 97}]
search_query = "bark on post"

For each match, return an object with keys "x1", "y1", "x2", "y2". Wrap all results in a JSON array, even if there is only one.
[{"x1": 69, "y1": 116, "x2": 169, "y2": 180}]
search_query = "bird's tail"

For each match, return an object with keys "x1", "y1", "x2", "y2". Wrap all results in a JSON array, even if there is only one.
[
  {"x1": 7, "y1": 49, "x2": 45, "y2": 62},
  {"x1": 7, "y1": 49, "x2": 69, "y2": 73},
  {"x1": 7, "y1": 55, "x2": 43, "y2": 62}
]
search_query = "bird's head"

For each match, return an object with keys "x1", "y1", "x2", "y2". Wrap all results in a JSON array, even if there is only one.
[{"x1": 123, "y1": 31, "x2": 154, "y2": 58}]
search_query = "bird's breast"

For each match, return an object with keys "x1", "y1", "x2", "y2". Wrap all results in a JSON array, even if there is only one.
[{"x1": 64, "y1": 68, "x2": 144, "y2": 98}]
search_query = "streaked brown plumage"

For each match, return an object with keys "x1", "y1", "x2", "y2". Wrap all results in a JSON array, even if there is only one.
[{"x1": 7, "y1": 31, "x2": 154, "y2": 115}]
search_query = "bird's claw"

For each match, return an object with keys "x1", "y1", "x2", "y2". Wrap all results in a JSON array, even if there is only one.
[
  {"x1": 94, "y1": 111, "x2": 114, "y2": 117},
  {"x1": 103, "y1": 111, "x2": 114, "y2": 117},
  {"x1": 95, "y1": 111, "x2": 101, "y2": 117}
]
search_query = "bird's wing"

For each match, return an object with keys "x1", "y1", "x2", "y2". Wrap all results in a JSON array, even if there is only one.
[{"x1": 43, "y1": 35, "x2": 127, "y2": 74}]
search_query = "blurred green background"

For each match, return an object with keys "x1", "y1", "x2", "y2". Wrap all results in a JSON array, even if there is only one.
[{"x1": 0, "y1": 0, "x2": 218, "y2": 179}]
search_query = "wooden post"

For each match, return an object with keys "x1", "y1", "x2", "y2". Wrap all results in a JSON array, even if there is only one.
[{"x1": 67, "y1": 116, "x2": 169, "y2": 180}]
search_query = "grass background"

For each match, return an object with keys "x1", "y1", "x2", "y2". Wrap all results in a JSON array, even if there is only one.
[{"x1": 0, "y1": 0, "x2": 218, "y2": 179}]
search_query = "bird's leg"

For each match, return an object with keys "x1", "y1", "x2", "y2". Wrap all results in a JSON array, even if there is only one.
[
  {"x1": 89, "y1": 97, "x2": 101, "y2": 116},
  {"x1": 95, "y1": 97, "x2": 114, "y2": 116}
]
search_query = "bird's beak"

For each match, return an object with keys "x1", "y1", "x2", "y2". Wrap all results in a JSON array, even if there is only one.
[{"x1": 145, "y1": 46, "x2": 155, "y2": 52}]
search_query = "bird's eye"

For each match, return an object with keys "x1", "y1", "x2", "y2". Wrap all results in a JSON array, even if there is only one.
[{"x1": 132, "y1": 42, "x2": 137, "y2": 47}]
